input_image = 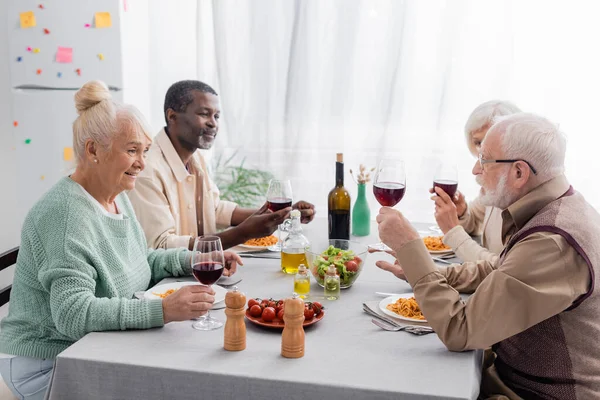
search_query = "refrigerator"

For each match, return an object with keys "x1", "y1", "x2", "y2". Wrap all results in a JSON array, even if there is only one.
[{"x1": 7, "y1": 0, "x2": 129, "y2": 226}]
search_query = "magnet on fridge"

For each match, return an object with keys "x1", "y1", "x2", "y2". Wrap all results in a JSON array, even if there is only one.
[
  {"x1": 57, "y1": 72, "x2": 62, "y2": 78},
  {"x1": 25, "y1": 139, "x2": 32, "y2": 144},
  {"x1": 13, "y1": 121, "x2": 18, "y2": 127},
  {"x1": 76, "y1": 68, "x2": 82, "y2": 76},
  {"x1": 84, "y1": 23, "x2": 91, "y2": 28},
  {"x1": 44, "y1": 28, "x2": 50, "y2": 34},
  {"x1": 32, "y1": 48, "x2": 40, "y2": 53},
  {"x1": 17, "y1": 56, "x2": 22, "y2": 62},
  {"x1": 38, "y1": 4, "x2": 44, "y2": 9},
  {"x1": 98, "y1": 53, "x2": 104, "y2": 61},
  {"x1": 36, "y1": 69, "x2": 42, "y2": 75},
  {"x1": 40, "y1": 175, "x2": 45, "y2": 180},
  {"x1": 27, "y1": 47, "x2": 32, "y2": 52}
]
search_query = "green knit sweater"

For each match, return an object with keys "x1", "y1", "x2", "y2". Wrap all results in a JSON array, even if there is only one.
[{"x1": 0, "y1": 177, "x2": 191, "y2": 359}]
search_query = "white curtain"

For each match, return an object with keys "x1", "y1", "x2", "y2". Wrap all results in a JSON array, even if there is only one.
[{"x1": 196, "y1": 0, "x2": 600, "y2": 223}]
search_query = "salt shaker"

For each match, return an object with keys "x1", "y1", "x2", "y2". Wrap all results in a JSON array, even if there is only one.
[
  {"x1": 224, "y1": 286, "x2": 246, "y2": 351},
  {"x1": 281, "y1": 293, "x2": 305, "y2": 358}
]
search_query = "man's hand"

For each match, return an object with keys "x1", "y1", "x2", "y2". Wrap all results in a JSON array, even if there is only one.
[
  {"x1": 223, "y1": 251, "x2": 243, "y2": 276},
  {"x1": 376, "y1": 207, "x2": 420, "y2": 252},
  {"x1": 367, "y1": 247, "x2": 407, "y2": 281},
  {"x1": 238, "y1": 202, "x2": 291, "y2": 239},
  {"x1": 162, "y1": 285, "x2": 215, "y2": 324},
  {"x1": 431, "y1": 187, "x2": 460, "y2": 234},
  {"x1": 292, "y1": 200, "x2": 316, "y2": 223}
]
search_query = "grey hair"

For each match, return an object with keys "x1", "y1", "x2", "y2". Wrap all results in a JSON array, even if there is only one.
[
  {"x1": 464, "y1": 100, "x2": 521, "y2": 156},
  {"x1": 72, "y1": 80, "x2": 152, "y2": 163},
  {"x1": 490, "y1": 112, "x2": 566, "y2": 182}
]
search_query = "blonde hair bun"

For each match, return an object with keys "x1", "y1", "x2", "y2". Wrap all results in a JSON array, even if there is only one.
[{"x1": 74, "y1": 80, "x2": 112, "y2": 115}]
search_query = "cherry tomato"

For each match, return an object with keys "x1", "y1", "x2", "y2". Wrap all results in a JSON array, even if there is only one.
[
  {"x1": 354, "y1": 256, "x2": 362, "y2": 264},
  {"x1": 277, "y1": 309, "x2": 285, "y2": 320},
  {"x1": 262, "y1": 307, "x2": 276, "y2": 322},
  {"x1": 275, "y1": 305, "x2": 283, "y2": 314},
  {"x1": 268, "y1": 300, "x2": 277, "y2": 308},
  {"x1": 345, "y1": 260, "x2": 358, "y2": 272},
  {"x1": 260, "y1": 299, "x2": 269, "y2": 307},
  {"x1": 313, "y1": 301, "x2": 323, "y2": 309},
  {"x1": 248, "y1": 299, "x2": 260, "y2": 308},
  {"x1": 304, "y1": 308, "x2": 315, "y2": 320},
  {"x1": 312, "y1": 303, "x2": 322, "y2": 316},
  {"x1": 249, "y1": 304, "x2": 262, "y2": 318}
]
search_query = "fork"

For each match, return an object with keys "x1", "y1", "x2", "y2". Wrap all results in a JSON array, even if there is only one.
[{"x1": 371, "y1": 319, "x2": 433, "y2": 335}]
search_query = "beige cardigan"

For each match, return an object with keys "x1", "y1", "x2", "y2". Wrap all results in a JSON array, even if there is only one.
[
  {"x1": 443, "y1": 196, "x2": 504, "y2": 264},
  {"x1": 127, "y1": 129, "x2": 237, "y2": 249}
]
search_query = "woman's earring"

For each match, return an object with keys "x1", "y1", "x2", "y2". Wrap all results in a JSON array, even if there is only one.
[{"x1": 94, "y1": 159, "x2": 98, "y2": 163}]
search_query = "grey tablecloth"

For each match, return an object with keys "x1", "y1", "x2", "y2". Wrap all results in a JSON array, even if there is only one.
[{"x1": 47, "y1": 219, "x2": 482, "y2": 400}]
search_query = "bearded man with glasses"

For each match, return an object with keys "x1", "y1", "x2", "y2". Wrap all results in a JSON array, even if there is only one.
[{"x1": 375, "y1": 113, "x2": 600, "y2": 399}]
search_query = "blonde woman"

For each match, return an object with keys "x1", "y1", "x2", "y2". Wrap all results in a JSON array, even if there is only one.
[
  {"x1": 431, "y1": 100, "x2": 521, "y2": 264},
  {"x1": 0, "y1": 81, "x2": 241, "y2": 400}
]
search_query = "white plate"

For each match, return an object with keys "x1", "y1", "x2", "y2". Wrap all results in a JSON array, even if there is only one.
[
  {"x1": 238, "y1": 244, "x2": 271, "y2": 250},
  {"x1": 379, "y1": 293, "x2": 428, "y2": 323},
  {"x1": 428, "y1": 249, "x2": 455, "y2": 255},
  {"x1": 144, "y1": 282, "x2": 227, "y2": 304}
]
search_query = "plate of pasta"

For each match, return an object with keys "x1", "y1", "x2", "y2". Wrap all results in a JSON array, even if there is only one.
[
  {"x1": 422, "y1": 235, "x2": 454, "y2": 255},
  {"x1": 238, "y1": 234, "x2": 281, "y2": 250},
  {"x1": 144, "y1": 281, "x2": 227, "y2": 304},
  {"x1": 379, "y1": 293, "x2": 427, "y2": 323}
]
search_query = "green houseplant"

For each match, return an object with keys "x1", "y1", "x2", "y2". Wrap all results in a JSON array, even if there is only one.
[{"x1": 212, "y1": 152, "x2": 274, "y2": 208}]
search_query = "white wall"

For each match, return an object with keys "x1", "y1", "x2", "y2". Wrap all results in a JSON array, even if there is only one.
[
  {"x1": 147, "y1": 0, "x2": 198, "y2": 132},
  {"x1": 0, "y1": 0, "x2": 19, "y2": 253}
]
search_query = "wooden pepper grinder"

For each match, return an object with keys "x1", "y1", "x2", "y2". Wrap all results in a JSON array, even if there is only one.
[
  {"x1": 224, "y1": 286, "x2": 246, "y2": 351},
  {"x1": 281, "y1": 293, "x2": 305, "y2": 358}
]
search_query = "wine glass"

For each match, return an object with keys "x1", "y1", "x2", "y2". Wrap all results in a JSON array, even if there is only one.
[
  {"x1": 370, "y1": 159, "x2": 406, "y2": 251},
  {"x1": 191, "y1": 236, "x2": 225, "y2": 331},
  {"x1": 430, "y1": 162, "x2": 459, "y2": 234},
  {"x1": 265, "y1": 179, "x2": 293, "y2": 251}
]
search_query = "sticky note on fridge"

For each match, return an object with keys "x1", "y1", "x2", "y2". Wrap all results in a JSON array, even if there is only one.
[
  {"x1": 95, "y1": 12, "x2": 112, "y2": 28},
  {"x1": 56, "y1": 47, "x2": 73, "y2": 63},
  {"x1": 20, "y1": 11, "x2": 36, "y2": 28},
  {"x1": 63, "y1": 147, "x2": 74, "y2": 161}
]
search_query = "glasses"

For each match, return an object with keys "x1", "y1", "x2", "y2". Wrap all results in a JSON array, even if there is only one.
[{"x1": 478, "y1": 154, "x2": 537, "y2": 175}]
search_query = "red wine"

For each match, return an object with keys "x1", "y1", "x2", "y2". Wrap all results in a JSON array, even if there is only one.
[
  {"x1": 373, "y1": 182, "x2": 405, "y2": 207},
  {"x1": 267, "y1": 198, "x2": 292, "y2": 212},
  {"x1": 192, "y1": 262, "x2": 224, "y2": 285},
  {"x1": 328, "y1": 210, "x2": 350, "y2": 240},
  {"x1": 433, "y1": 180, "x2": 458, "y2": 198}
]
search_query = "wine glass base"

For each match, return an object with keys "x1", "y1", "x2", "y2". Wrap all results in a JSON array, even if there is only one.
[
  {"x1": 192, "y1": 318, "x2": 223, "y2": 331},
  {"x1": 368, "y1": 243, "x2": 391, "y2": 252},
  {"x1": 267, "y1": 243, "x2": 281, "y2": 252}
]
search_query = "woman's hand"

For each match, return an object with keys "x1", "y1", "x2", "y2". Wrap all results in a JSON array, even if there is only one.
[
  {"x1": 431, "y1": 187, "x2": 460, "y2": 234},
  {"x1": 162, "y1": 285, "x2": 215, "y2": 324}
]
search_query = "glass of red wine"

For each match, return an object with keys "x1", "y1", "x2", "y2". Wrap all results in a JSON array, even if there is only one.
[
  {"x1": 430, "y1": 162, "x2": 459, "y2": 233},
  {"x1": 265, "y1": 179, "x2": 293, "y2": 251},
  {"x1": 191, "y1": 235, "x2": 225, "y2": 331},
  {"x1": 370, "y1": 159, "x2": 406, "y2": 251}
]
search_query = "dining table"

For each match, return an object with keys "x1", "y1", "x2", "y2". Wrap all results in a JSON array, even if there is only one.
[{"x1": 45, "y1": 218, "x2": 482, "y2": 400}]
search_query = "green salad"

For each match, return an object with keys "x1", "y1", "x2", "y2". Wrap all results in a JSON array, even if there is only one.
[{"x1": 311, "y1": 245, "x2": 363, "y2": 286}]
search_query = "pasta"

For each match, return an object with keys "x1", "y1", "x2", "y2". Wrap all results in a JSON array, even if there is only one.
[
  {"x1": 386, "y1": 297, "x2": 426, "y2": 320},
  {"x1": 243, "y1": 235, "x2": 278, "y2": 247},
  {"x1": 422, "y1": 236, "x2": 451, "y2": 251},
  {"x1": 152, "y1": 289, "x2": 177, "y2": 299}
]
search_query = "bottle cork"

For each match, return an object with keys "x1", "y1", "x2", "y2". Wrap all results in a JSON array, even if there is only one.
[
  {"x1": 224, "y1": 286, "x2": 246, "y2": 351},
  {"x1": 281, "y1": 293, "x2": 305, "y2": 358}
]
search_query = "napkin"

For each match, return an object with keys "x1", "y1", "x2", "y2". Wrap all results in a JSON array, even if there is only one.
[
  {"x1": 216, "y1": 275, "x2": 242, "y2": 287},
  {"x1": 363, "y1": 300, "x2": 434, "y2": 335}
]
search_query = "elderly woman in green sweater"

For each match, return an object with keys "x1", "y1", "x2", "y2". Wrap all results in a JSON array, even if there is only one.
[{"x1": 0, "y1": 80, "x2": 242, "y2": 400}]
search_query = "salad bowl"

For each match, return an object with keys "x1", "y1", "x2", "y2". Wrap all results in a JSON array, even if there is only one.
[{"x1": 305, "y1": 239, "x2": 368, "y2": 289}]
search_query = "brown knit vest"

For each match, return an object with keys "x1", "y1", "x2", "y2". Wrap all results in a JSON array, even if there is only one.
[{"x1": 495, "y1": 188, "x2": 600, "y2": 399}]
